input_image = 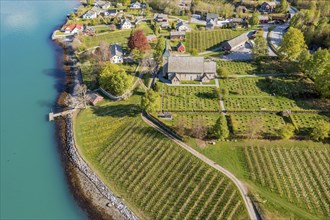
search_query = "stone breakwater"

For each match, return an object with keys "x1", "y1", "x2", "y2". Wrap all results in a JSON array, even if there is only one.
[
  {"x1": 57, "y1": 37, "x2": 138, "y2": 220},
  {"x1": 65, "y1": 115, "x2": 138, "y2": 220}
]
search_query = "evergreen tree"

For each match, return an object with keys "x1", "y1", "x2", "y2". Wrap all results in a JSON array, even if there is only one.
[
  {"x1": 153, "y1": 37, "x2": 166, "y2": 64},
  {"x1": 141, "y1": 90, "x2": 160, "y2": 113},
  {"x1": 252, "y1": 34, "x2": 268, "y2": 61},
  {"x1": 212, "y1": 114, "x2": 229, "y2": 139}
]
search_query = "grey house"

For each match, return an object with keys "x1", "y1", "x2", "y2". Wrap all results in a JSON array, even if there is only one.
[{"x1": 166, "y1": 56, "x2": 216, "y2": 84}]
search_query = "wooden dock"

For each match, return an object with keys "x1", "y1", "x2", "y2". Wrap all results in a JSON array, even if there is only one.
[{"x1": 49, "y1": 109, "x2": 76, "y2": 121}]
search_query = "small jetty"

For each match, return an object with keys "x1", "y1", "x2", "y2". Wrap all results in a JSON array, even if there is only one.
[{"x1": 49, "y1": 109, "x2": 76, "y2": 121}]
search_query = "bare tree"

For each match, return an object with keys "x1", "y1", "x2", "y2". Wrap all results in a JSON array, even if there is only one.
[
  {"x1": 99, "y1": 41, "x2": 110, "y2": 62},
  {"x1": 191, "y1": 118, "x2": 208, "y2": 139},
  {"x1": 246, "y1": 117, "x2": 264, "y2": 139},
  {"x1": 175, "y1": 116, "x2": 186, "y2": 136},
  {"x1": 72, "y1": 36, "x2": 82, "y2": 51}
]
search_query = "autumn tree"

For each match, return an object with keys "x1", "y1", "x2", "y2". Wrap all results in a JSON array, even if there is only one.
[
  {"x1": 279, "y1": 27, "x2": 307, "y2": 61},
  {"x1": 153, "y1": 37, "x2": 166, "y2": 64},
  {"x1": 128, "y1": 29, "x2": 150, "y2": 52},
  {"x1": 141, "y1": 90, "x2": 160, "y2": 113},
  {"x1": 211, "y1": 114, "x2": 229, "y2": 139},
  {"x1": 99, "y1": 62, "x2": 132, "y2": 96},
  {"x1": 252, "y1": 34, "x2": 268, "y2": 61}
]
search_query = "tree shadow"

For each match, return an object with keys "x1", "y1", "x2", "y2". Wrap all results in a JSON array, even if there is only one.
[
  {"x1": 91, "y1": 104, "x2": 141, "y2": 118},
  {"x1": 196, "y1": 91, "x2": 217, "y2": 99}
]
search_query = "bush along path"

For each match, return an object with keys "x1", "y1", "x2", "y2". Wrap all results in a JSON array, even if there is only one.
[{"x1": 141, "y1": 112, "x2": 260, "y2": 220}]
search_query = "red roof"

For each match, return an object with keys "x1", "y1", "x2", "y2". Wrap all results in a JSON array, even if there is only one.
[{"x1": 63, "y1": 24, "x2": 83, "y2": 31}]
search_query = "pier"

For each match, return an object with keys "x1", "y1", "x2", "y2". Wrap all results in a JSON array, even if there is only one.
[{"x1": 49, "y1": 109, "x2": 76, "y2": 121}]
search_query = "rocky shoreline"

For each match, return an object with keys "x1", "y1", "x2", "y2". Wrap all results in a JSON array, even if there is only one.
[{"x1": 54, "y1": 36, "x2": 137, "y2": 219}]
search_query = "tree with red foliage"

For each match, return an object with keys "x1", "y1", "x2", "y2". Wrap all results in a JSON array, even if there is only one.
[{"x1": 128, "y1": 29, "x2": 150, "y2": 52}]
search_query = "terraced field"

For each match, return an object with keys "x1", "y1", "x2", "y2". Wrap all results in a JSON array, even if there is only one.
[
  {"x1": 290, "y1": 114, "x2": 330, "y2": 131},
  {"x1": 161, "y1": 85, "x2": 220, "y2": 112},
  {"x1": 75, "y1": 94, "x2": 248, "y2": 220},
  {"x1": 185, "y1": 29, "x2": 246, "y2": 52},
  {"x1": 243, "y1": 145, "x2": 330, "y2": 218}
]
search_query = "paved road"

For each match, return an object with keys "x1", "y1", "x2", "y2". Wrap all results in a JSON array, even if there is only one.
[{"x1": 141, "y1": 113, "x2": 259, "y2": 220}]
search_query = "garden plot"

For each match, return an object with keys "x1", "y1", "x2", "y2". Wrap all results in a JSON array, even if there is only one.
[
  {"x1": 161, "y1": 85, "x2": 220, "y2": 112},
  {"x1": 224, "y1": 96, "x2": 303, "y2": 112},
  {"x1": 230, "y1": 114, "x2": 286, "y2": 137},
  {"x1": 160, "y1": 113, "x2": 220, "y2": 130},
  {"x1": 217, "y1": 61, "x2": 256, "y2": 75},
  {"x1": 220, "y1": 78, "x2": 269, "y2": 96},
  {"x1": 290, "y1": 114, "x2": 330, "y2": 130},
  {"x1": 82, "y1": 30, "x2": 131, "y2": 48},
  {"x1": 185, "y1": 29, "x2": 246, "y2": 52}
]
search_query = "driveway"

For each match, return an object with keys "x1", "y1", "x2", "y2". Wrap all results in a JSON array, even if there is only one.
[{"x1": 220, "y1": 42, "x2": 253, "y2": 61}]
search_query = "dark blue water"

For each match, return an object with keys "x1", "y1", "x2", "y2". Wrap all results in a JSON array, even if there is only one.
[{"x1": 1, "y1": 1, "x2": 86, "y2": 219}]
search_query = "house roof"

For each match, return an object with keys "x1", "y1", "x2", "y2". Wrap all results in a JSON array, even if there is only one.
[
  {"x1": 63, "y1": 24, "x2": 83, "y2": 31},
  {"x1": 120, "y1": 19, "x2": 131, "y2": 26},
  {"x1": 170, "y1": 31, "x2": 186, "y2": 37},
  {"x1": 154, "y1": 13, "x2": 168, "y2": 20},
  {"x1": 168, "y1": 56, "x2": 216, "y2": 74},
  {"x1": 222, "y1": 31, "x2": 254, "y2": 49},
  {"x1": 110, "y1": 44, "x2": 123, "y2": 57},
  {"x1": 206, "y1": 13, "x2": 218, "y2": 21},
  {"x1": 146, "y1": 34, "x2": 157, "y2": 41},
  {"x1": 177, "y1": 21, "x2": 189, "y2": 27}
]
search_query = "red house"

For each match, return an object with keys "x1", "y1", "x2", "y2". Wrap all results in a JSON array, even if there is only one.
[{"x1": 176, "y1": 42, "x2": 186, "y2": 53}]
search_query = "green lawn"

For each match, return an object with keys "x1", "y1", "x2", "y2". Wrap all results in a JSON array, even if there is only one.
[
  {"x1": 161, "y1": 85, "x2": 220, "y2": 112},
  {"x1": 188, "y1": 139, "x2": 330, "y2": 220},
  {"x1": 186, "y1": 29, "x2": 247, "y2": 52},
  {"x1": 82, "y1": 30, "x2": 131, "y2": 48},
  {"x1": 75, "y1": 92, "x2": 249, "y2": 220}
]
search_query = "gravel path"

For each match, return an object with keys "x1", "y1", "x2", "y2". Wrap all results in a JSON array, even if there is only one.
[{"x1": 141, "y1": 113, "x2": 260, "y2": 220}]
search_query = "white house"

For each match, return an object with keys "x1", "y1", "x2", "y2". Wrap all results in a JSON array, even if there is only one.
[
  {"x1": 120, "y1": 19, "x2": 133, "y2": 29},
  {"x1": 96, "y1": 1, "x2": 111, "y2": 9},
  {"x1": 130, "y1": 1, "x2": 141, "y2": 9},
  {"x1": 110, "y1": 44, "x2": 124, "y2": 64},
  {"x1": 176, "y1": 21, "x2": 191, "y2": 32},
  {"x1": 102, "y1": 9, "x2": 118, "y2": 17},
  {"x1": 61, "y1": 24, "x2": 84, "y2": 34},
  {"x1": 82, "y1": 7, "x2": 101, "y2": 19}
]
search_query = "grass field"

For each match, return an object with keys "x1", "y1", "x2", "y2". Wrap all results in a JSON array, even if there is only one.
[
  {"x1": 188, "y1": 140, "x2": 330, "y2": 220},
  {"x1": 185, "y1": 29, "x2": 247, "y2": 52},
  {"x1": 161, "y1": 85, "x2": 220, "y2": 112},
  {"x1": 75, "y1": 92, "x2": 249, "y2": 220},
  {"x1": 82, "y1": 30, "x2": 131, "y2": 48},
  {"x1": 81, "y1": 22, "x2": 154, "y2": 48}
]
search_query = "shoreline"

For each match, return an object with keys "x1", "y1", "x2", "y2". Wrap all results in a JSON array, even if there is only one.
[{"x1": 52, "y1": 18, "x2": 136, "y2": 220}]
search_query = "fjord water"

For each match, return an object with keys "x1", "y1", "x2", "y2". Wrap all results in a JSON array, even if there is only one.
[{"x1": 1, "y1": 1, "x2": 85, "y2": 219}]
